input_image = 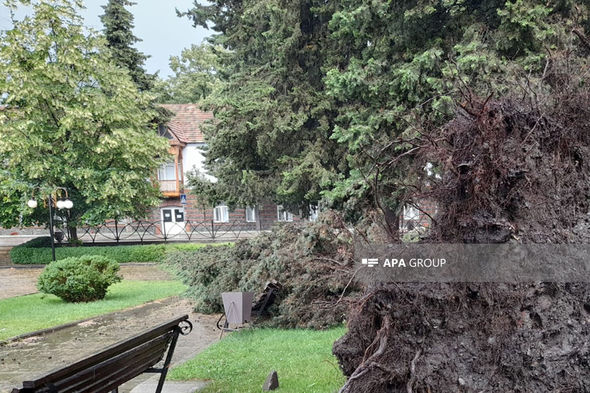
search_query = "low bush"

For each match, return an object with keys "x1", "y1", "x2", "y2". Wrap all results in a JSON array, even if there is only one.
[
  {"x1": 37, "y1": 255, "x2": 122, "y2": 302},
  {"x1": 164, "y1": 212, "x2": 361, "y2": 328},
  {"x1": 10, "y1": 241, "x2": 225, "y2": 264}
]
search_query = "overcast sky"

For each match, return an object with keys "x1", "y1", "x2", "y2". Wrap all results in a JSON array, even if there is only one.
[{"x1": 0, "y1": 1, "x2": 211, "y2": 78}]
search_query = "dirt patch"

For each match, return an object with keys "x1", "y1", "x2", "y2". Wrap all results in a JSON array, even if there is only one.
[
  {"x1": 0, "y1": 268, "x2": 41, "y2": 299},
  {"x1": 0, "y1": 297, "x2": 220, "y2": 393},
  {"x1": 119, "y1": 264, "x2": 173, "y2": 281}
]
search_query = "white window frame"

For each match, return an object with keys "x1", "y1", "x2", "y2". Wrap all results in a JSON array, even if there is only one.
[
  {"x1": 158, "y1": 162, "x2": 176, "y2": 181},
  {"x1": 277, "y1": 205, "x2": 293, "y2": 222},
  {"x1": 213, "y1": 205, "x2": 229, "y2": 223},
  {"x1": 245, "y1": 206, "x2": 256, "y2": 222}
]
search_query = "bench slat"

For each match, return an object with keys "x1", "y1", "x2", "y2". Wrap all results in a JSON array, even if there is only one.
[
  {"x1": 88, "y1": 350, "x2": 167, "y2": 393},
  {"x1": 56, "y1": 333, "x2": 172, "y2": 393}
]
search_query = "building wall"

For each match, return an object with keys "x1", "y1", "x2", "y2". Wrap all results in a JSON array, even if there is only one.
[
  {"x1": 400, "y1": 199, "x2": 438, "y2": 233},
  {"x1": 181, "y1": 143, "x2": 216, "y2": 184},
  {"x1": 150, "y1": 192, "x2": 301, "y2": 231}
]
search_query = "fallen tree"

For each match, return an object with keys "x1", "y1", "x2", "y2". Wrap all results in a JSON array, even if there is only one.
[{"x1": 165, "y1": 211, "x2": 361, "y2": 328}]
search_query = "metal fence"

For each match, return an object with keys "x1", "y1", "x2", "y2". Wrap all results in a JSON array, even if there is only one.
[{"x1": 53, "y1": 219, "x2": 262, "y2": 244}]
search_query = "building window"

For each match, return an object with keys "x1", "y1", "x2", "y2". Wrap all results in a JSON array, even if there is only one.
[
  {"x1": 277, "y1": 205, "x2": 293, "y2": 222},
  {"x1": 245, "y1": 206, "x2": 256, "y2": 222},
  {"x1": 213, "y1": 205, "x2": 229, "y2": 223},
  {"x1": 403, "y1": 205, "x2": 420, "y2": 221},
  {"x1": 158, "y1": 162, "x2": 176, "y2": 181},
  {"x1": 309, "y1": 204, "x2": 319, "y2": 222},
  {"x1": 402, "y1": 205, "x2": 421, "y2": 231}
]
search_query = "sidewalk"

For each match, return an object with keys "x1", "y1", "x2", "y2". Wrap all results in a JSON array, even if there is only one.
[{"x1": 0, "y1": 235, "x2": 43, "y2": 247}]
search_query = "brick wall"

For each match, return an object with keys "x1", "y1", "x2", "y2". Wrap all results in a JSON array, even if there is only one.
[{"x1": 150, "y1": 193, "x2": 301, "y2": 231}]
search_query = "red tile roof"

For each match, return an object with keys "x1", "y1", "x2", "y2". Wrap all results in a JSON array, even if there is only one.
[{"x1": 160, "y1": 104, "x2": 213, "y2": 144}]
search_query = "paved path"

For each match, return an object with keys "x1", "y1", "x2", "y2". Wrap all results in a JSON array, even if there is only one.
[
  {"x1": 0, "y1": 264, "x2": 173, "y2": 300},
  {"x1": 0, "y1": 297, "x2": 219, "y2": 393}
]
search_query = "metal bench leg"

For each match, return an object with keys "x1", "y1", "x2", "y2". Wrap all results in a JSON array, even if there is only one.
[{"x1": 154, "y1": 329, "x2": 182, "y2": 393}]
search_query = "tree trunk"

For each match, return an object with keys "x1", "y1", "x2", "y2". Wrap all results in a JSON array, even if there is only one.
[{"x1": 68, "y1": 226, "x2": 78, "y2": 244}]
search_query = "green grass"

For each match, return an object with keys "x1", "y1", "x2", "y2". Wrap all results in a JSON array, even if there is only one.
[
  {"x1": 0, "y1": 280, "x2": 186, "y2": 341},
  {"x1": 169, "y1": 327, "x2": 347, "y2": 393}
]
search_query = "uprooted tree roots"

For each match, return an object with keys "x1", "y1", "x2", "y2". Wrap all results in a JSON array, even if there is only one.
[
  {"x1": 422, "y1": 94, "x2": 590, "y2": 244},
  {"x1": 335, "y1": 283, "x2": 590, "y2": 392},
  {"x1": 334, "y1": 64, "x2": 590, "y2": 391}
]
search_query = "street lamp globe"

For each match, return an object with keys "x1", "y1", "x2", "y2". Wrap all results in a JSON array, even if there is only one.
[
  {"x1": 27, "y1": 199, "x2": 38, "y2": 208},
  {"x1": 64, "y1": 199, "x2": 73, "y2": 209},
  {"x1": 56, "y1": 200, "x2": 66, "y2": 209}
]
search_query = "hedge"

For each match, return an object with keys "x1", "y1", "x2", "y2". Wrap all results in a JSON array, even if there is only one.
[{"x1": 10, "y1": 238, "x2": 227, "y2": 264}]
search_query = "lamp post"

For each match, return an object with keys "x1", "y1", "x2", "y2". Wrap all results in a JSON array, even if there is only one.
[{"x1": 27, "y1": 187, "x2": 74, "y2": 262}]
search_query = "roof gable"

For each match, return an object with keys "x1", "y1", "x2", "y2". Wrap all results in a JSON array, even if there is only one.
[{"x1": 159, "y1": 104, "x2": 213, "y2": 144}]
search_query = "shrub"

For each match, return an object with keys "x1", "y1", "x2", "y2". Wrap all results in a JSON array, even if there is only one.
[
  {"x1": 37, "y1": 255, "x2": 122, "y2": 302},
  {"x1": 11, "y1": 243, "x2": 167, "y2": 264},
  {"x1": 10, "y1": 241, "x2": 227, "y2": 264},
  {"x1": 164, "y1": 212, "x2": 362, "y2": 328}
]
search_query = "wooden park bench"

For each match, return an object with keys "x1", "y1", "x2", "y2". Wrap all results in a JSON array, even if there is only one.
[{"x1": 11, "y1": 315, "x2": 193, "y2": 393}]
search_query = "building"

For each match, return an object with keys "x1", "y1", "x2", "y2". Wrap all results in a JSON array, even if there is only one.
[{"x1": 151, "y1": 104, "x2": 301, "y2": 235}]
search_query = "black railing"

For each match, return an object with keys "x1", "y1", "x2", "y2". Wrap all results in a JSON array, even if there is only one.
[{"x1": 53, "y1": 219, "x2": 262, "y2": 244}]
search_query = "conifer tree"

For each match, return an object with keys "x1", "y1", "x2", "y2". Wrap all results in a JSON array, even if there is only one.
[{"x1": 100, "y1": 0, "x2": 155, "y2": 91}]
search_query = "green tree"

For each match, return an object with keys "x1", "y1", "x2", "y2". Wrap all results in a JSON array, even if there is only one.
[
  {"x1": 154, "y1": 43, "x2": 225, "y2": 104},
  {"x1": 182, "y1": 0, "x2": 589, "y2": 235},
  {"x1": 0, "y1": 0, "x2": 170, "y2": 238},
  {"x1": 181, "y1": 0, "x2": 346, "y2": 217},
  {"x1": 100, "y1": 0, "x2": 155, "y2": 91}
]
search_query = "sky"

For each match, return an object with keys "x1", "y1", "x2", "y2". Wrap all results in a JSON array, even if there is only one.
[{"x1": 0, "y1": 0, "x2": 211, "y2": 78}]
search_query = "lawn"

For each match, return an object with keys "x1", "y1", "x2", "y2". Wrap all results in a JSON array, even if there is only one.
[
  {"x1": 0, "y1": 280, "x2": 186, "y2": 341},
  {"x1": 168, "y1": 327, "x2": 347, "y2": 393}
]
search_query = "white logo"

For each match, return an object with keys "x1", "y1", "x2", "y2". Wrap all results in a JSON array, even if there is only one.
[{"x1": 361, "y1": 258, "x2": 379, "y2": 267}]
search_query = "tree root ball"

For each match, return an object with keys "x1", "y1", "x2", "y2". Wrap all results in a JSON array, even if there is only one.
[{"x1": 333, "y1": 283, "x2": 590, "y2": 392}]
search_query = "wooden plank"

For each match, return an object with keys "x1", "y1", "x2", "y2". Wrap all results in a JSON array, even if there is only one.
[
  {"x1": 88, "y1": 350, "x2": 167, "y2": 393},
  {"x1": 85, "y1": 344, "x2": 168, "y2": 393},
  {"x1": 56, "y1": 334, "x2": 172, "y2": 393},
  {"x1": 21, "y1": 315, "x2": 188, "y2": 389}
]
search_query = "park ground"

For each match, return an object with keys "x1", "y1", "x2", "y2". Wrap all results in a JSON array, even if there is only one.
[
  {"x1": 0, "y1": 264, "x2": 220, "y2": 393},
  {"x1": 0, "y1": 262, "x2": 345, "y2": 393}
]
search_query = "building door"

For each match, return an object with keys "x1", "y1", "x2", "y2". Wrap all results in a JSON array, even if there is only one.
[{"x1": 161, "y1": 207, "x2": 185, "y2": 236}]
